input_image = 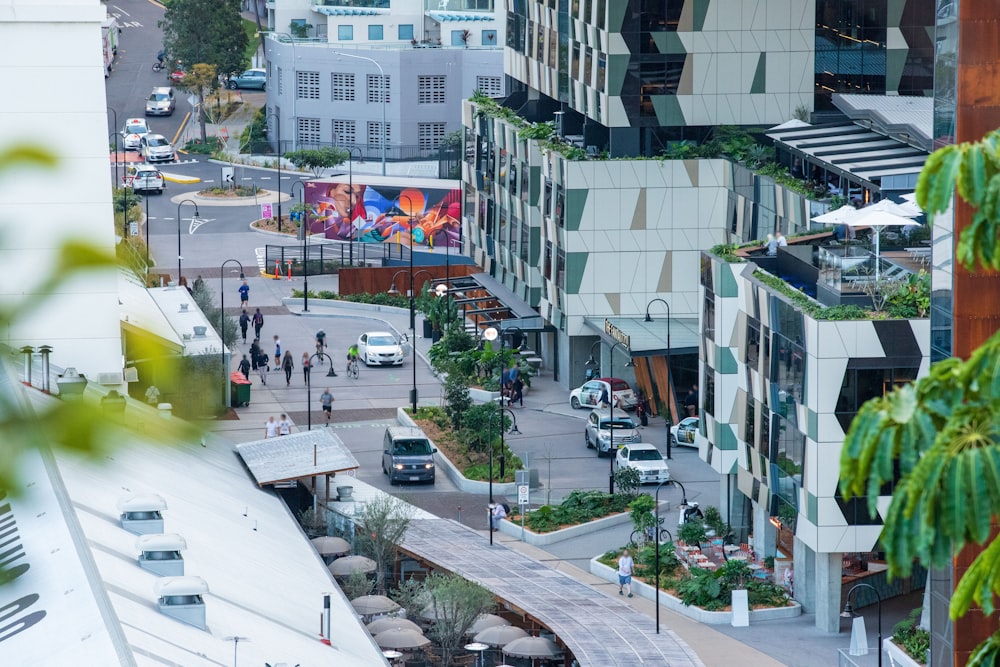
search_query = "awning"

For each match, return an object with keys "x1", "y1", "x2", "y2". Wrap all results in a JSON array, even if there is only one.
[
  {"x1": 313, "y1": 6, "x2": 387, "y2": 15},
  {"x1": 445, "y1": 272, "x2": 554, "y2": 332},
  {"x1": 236, "y1": 430, "x2": 359, "y2": 487},
  {"x1": 428, "y1": 11, "x2": 495, "y2": 21},
  {"x1": 766, "y1": 122, "x2": 928, "y2": 191},
  {"x1": 582, "y1": 316, "x2": 700, "y2": 357}
]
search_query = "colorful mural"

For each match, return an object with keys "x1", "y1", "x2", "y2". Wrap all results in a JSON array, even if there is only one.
[{"x1": 304, "y1": 180, "x2": 461, "y2": 248}]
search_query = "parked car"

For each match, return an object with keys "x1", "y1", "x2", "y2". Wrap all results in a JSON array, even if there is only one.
[
  {"x1": 140, "y1": 134, "x2": 175, "y2": 163},
  {"x1": 615, "y1": 443, "x2": 670, "y2": 484},
  {"x1": 123, "y1": 164, "x2": 164, "y2": 194},
  {"x1": 570, "y1": 377, "x2": 637, "y2": 410},
  {"x1": 227, "y1": 68, "x2": 266, "y2": 90},
  {"x1": 670, "y1": 416, "x2": 700, "y2": 447},
  {"x1": 121, "y1": 118, "x2": 149, "y2": 151},
  {"x1": 145, "y1": 87, "x2": 175, "y2": 116},
  {"x1": 357, "y1": 331, "x2": 405, "y2": 366},
  {"x1": 585, "y1": 408, "x2": 641, "y2": 456},
  {"x1": 382, "y1": 426, "x2": 436, "y2": 485}
]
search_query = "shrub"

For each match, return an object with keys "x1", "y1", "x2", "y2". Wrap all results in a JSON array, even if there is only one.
[
  {"x1": 678, "y1": 520, "x2": 707, "y2": 546},
  {"x1": 523, "y1": 490, "x2": 633, "y2": 533},
  {"x1": 703, "y1": 506, "x2": 727, "y2": 536},
  {"x1": 443, "y1": 375, "x2": 471, "y2": 430},
  {"x1": 628, "y1": 494, "x2": 655, "y2": 534},
  {"x1": 891, "y1": 608, "x2": 930, "y2": 664},
  {"x1": 614, "y1": 467, "x2": 641, "y2": 498}
]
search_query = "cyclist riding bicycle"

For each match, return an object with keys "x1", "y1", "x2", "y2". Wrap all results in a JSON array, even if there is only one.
[
  {"x1": 156, "y1": 50, "x2": 167, "y2": 66},
  {"x1": 347, "y1": 343, "x2": 359, "y2": 365}
]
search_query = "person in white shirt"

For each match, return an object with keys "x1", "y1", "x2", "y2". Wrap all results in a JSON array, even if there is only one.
[
  {"x1": 618, "y1": 548, "x2": 634, "y2": 597},
  {"x1": 491, "y1": 502, "x2": 507, "y2": 531},
  {"x1": 277, "y1": 413, "x2": 292, "y2": 436},
  {"x1": 775, "y1": 231, "x2": 788, "y2": 248},
  {"x1": 264, "y1": 416, "x2": 278, "y2": 438}
]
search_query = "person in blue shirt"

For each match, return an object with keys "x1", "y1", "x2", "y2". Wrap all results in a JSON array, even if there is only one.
[{"x1": 238, "y1": 279, "x2": 250, "y2": 306}]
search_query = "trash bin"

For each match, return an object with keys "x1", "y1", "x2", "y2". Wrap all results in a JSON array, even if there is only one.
[{"x1": 229, "y1": 371, "x2": 251, "y2": 407}]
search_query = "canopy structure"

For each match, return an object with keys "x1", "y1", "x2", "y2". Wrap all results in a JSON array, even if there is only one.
[{"x1": 235, "y1": 430, "x2": 359, "y2": 487}]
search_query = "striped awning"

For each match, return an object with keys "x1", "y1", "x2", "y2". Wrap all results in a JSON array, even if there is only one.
[{"x1": 428, "y1": 10, "x2": 494, "y2": 21}]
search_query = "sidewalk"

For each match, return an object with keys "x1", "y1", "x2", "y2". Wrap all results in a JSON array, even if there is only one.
[{"x1": 200, "y1": 271, "x2": 908, "y2": 667}]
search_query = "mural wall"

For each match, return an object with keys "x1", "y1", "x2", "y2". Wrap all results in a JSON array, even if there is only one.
[{"x1": 304, "y1": 180, "x2": 461, "y2": 249}]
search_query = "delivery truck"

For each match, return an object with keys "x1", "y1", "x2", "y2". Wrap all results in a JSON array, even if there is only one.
[{"x1": 101, "y1": 15, "x2": 119, "y2": 78}]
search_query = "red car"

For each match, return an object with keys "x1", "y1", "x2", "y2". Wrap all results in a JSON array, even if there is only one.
[{"x1": 169, "y1": 62, "x2": 185, "y2": 83}]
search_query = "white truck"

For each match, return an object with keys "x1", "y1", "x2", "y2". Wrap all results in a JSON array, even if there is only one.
[{"x1": 101, "y1": 16, "x2": 119, "y2": 78}]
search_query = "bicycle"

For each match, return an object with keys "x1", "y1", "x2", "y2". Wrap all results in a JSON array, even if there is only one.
[
  {"x1": 346, "y1": 357, "x2": 360, "y2": 380},
  {"x1": 630, "y1": 516, "x2": 672, "y2": 549},
  {"x1": 152, "y1": 61, "x2": 166, "y2": 72}
]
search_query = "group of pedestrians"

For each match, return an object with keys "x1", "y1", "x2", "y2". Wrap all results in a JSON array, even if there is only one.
[{"x1": 264, "y1": 414, "x2": 292, "y2": 438}]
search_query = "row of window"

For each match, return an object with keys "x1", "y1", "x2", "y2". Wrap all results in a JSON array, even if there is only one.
[
  {"x1": 297, "y1": 73, "x2": 455, "y2": 105},
  {"x1": 335, "y1": 24, "x2": 497, "y2": 46},
  {"x1": 294, "y1": 119, "x2": 448, "y2": 150}
]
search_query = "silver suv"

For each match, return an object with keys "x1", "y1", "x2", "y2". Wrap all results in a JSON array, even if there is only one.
[
  {"x1": 145, "y1": 87, "x2": 175, "y2": 116},
  {"x1": 585, "y1": 408, "x2": 640, "y2": 456}
]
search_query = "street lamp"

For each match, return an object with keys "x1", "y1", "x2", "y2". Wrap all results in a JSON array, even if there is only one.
[
  {"x1": 484, "y1": 405, "x2": 519, "y2": 545},
  {"x1": 645, "y1": 297, "x2": 672, "y2": 459},
  {"x1": 176, "y1": 199, "x2": 200, "y2": 283},
  {"x1": 842, "y1": 583, "x2": 883, "y2": 667},
  {"x1": 330, "y1": 51, "x2": 387, "y2": 175},
  {"x1": 108, "y1": 132, "x2": 123, "y2": 190},
  {"x1": 653, "y1": 479, "x2": 686, "y2": 634},
  {"x1": 291, "y1": 180, "x2": 310, "y2": 312},
  {"x1": 585, "y1": 339, "x2": 632, "y2": 494},
  {"x1": 399, "y1": 195, "x2": 420, "y2": 413},
  {"x1": 219, "y1": 259, "x2": 245, "y2": 409},
  {"x1": 265, "y1": 111, "x2": 283, "y2": 231},
  {"x1": 306, "y1": 351, "x2": 338, "y2": 430}
]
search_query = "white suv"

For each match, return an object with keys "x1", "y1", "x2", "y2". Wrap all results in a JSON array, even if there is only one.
[
  {"x1": 584, "y1": 408, "x2": 640, "y2": 456},
  {"x1": 124, "y1": 164, "x2": 164, "y2": 194}
]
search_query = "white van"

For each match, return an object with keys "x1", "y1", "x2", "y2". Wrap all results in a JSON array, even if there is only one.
[{"x1": 381, "y1": 426, "x2": 437, "y2": 485}]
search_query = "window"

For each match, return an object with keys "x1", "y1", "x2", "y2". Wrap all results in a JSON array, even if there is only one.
[
  {"x1": 331, "y1": 73, "x2": 355, "y2": 101},
  {"x1": 476, "y1": 75, "x2": 503, "y2": 97},
  {"x1": 451, "y1": 30, "x2": 467, "y2": 46},
  {"x1": 368, "y1": 121, "x2": 391, "y2": 147},
  {"x1": 368, "y1": 25, "x2": 383, "y2": 40},
  {"x1": 418, "y1": 75, "x2": 446, "y2": 104},
  {"x1": 418, "y1": 122, "x2": 446, "y2": 150},
  {"x1": 296, "y1": 71, "x2": 320, "y2": 99},
  {"x1": 367, "y1": 74, "x2": 390, "y2": 103},
  {"x1": 277, "y1": 67, "x2": 283, "y2": 95},
  {"x1": 332, "y1": 120, "x2": 356, "y2": 145},
  {"x1": 482, "y1": 29, "x2": 497, "y2": 45},
  {"x1": 338, "y1": 25, "x2": 353, "y2": 40},
  {"x1": 297, "y1": 117, "x2": 321, "y2": 146},
  {"x1": 398, "y1": 24, "x2": 414, "y2": 40}
]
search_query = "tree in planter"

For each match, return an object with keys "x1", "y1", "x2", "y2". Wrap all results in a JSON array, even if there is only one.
[
  {"x1": 354, "y1": 495, "x2": 413, "y2": 595},
  {"x1": 702, "y1": 505, "x2": 727, "y2": 537},
  {"x1": 443, "y1": 374, "x2": 472, "y2": 430},
  {"x1": 677, "y1": 520, "x2": 707, "y2": 547},
  {"x1": 628, "y1": 493, "x2": 656, "y2": 538},
  {"x1": 283, "y1": 147, "x2": 348, "y2": 177},
  {"x1": 422, "y1": 573, "x2": 495, "y2": 667},
  {"x1": 614, "y1": 467, "x2": 641, "y2": 499}
]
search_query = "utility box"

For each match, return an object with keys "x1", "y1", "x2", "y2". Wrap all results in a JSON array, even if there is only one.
[{"x1": 137, "y1": 533, "x2": 187, "y2": 577}]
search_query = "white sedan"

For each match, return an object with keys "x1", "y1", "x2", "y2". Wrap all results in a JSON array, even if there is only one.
[
  {"x1": 357, "y1": 331, "x2": 405, "y2": 366},
  {"x1": 121, "y1": 118, "x2": 149, "y2": 151},
  {"x1": 670, "y1": 417, "x2": 700, "y2": 447},
  {"x1": 615, "y1": 443, "x2": 670, "y2": 484}
]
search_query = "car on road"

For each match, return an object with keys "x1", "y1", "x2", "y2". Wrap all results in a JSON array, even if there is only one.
[
  {"x1": 570, "y1": 377, "x2": 637, "y2": 410},
  {"x1": 357, "y1": 331, "x2": 406, "y2": 366},
  {"x1": 382, "y1": 426, "x2": 436, "y2": 485},
  {"x1": 140, "y1": 134, "x2": 175, "y2": 163},
  {"x1": 123, "y1": 164, "x2": 165, "y2": 194},
  {"x1": 145, "y1": 87, "x2": 175, "y2": 116},
  {"x1": 615, "y1": 443, "x2": 670, "y2": 484},
  {"x1": 121, "y1": 118, "x2": 150, "y2": 151},
  {"x1": 227, "y1": 68, "x2": 266, "y2": 90},
  {"x1": 670, "y1": 416, "x2": 700, "y2": 447},
  {"x1": 585, "y1": 408, "x2": 641, "y2": 456}
]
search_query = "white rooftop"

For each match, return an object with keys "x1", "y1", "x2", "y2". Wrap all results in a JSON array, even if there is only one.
[
  {"x1": 236, "y1": 430, "x2": 361, "y2": 486},
  {"x1": 831, "y1": 93, "x2": 933, "y2": 151},
  {"x1": 146, "y1": 285, "x2": 227, "y2": 356}
]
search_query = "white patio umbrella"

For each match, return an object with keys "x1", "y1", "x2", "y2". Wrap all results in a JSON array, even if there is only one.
[
  {"x1": 811, "y1": 204, "x2": 858, "y2": 225},
  {"x1": 860, "y1": 198, "x2": 921, "y2": 218},
  {"x1": 374, "y1": 628, "x2": 431, "y2": 650},
  {"x1": 328, "y1": 555, "x2": 376, "y2": 576},
  {"x1": 843, "y1": 208, "x2": 920, "y2": 280},
  {"x1": 502, "y1": 635, "x2": 563, "y2": 659},
  {"x1": 351, "y1": 595, "x2": 401, "y2": 616},
  {"x1": 310, "y1": 536, "x2": 351, "y2": 556},
  {"x1": 367, "y1": 617, "x2": 423, "y2": 635},
  {"x1": 474, "y1": 624, "x2": 529, "y2": 647},
  {"x1": 468, "y1": 614, "x2": 510, "y2": 635}
]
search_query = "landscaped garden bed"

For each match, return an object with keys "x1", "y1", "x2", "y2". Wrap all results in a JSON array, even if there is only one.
[{"x1": 407, "y1": 405, "x2": 521, "y2": 483}]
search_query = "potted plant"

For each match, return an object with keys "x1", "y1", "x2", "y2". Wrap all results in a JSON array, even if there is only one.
[{"x1": 460, "y1": 29, "x2": 472, "y2": 47}]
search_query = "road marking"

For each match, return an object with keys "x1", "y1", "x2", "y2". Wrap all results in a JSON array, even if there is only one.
[
  {"x1": 190, "y1": 217, "x2": 214, "y2": 234},
  {"x1": 255, "y1": 247, "x2": 267, "y2": 274},
  {"x1": 111, "y1": 4, "x2": 130, "y2": 15},
  {"x1": 171, "y1": 111, "x2": 191, "y2": 147},
  {"x1": 259, "y1": 177, "x2": 272, "y2": 180}
]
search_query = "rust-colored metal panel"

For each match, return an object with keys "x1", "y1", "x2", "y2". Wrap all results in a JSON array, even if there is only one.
[{"x1": 337, "y1": 265, "x2": 478, "y2": 296}]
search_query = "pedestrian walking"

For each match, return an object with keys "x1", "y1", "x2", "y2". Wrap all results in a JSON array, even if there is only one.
[
  {"x1": 249, "y1": 339, "x2": 261, "y2": 370},
  {"x1": 684, "y1": 384, "x2": 699, "y2": 417},
  {"x1": 302, "y1": 352, "x2": 311, "y2": 384},
  {"x1": 281, "y1": 350, "x2": 294, "y2": 386},
  {"x1": 637, "y1": 392, "x2": 649, "y2": 427},
  {"x1": 238, "y1": 354, "x2": 251, "y2": 380},
  {"x1": 264, "y1": 415, "x2": 278, "y2": 438},
  {"x1": 239, "y1": 310, "x2": 250, "y2": 343},
  {"x1": 617, "y1": 548, "x2": 634, "y2": 597},
  {"x1": 273, "y1": 335, "x2": 282, "y2": 368},
  {"x1": 490, "y1": 502, "x2": 507, "y2": 531},
  {"x1": 257, "y1": 357, "x2": 267, "y2": 385},
  {"x1": 193, "y1": 275, "x2": 205, "y2": 292},
  {"x1": 238, "y1": 279, "x2": 250, "y2": 306},
  {"x1": 252, "y1": 308, "x2": 264, "y2": 339},
  {"x1": 512, "y1": 376, "x2": 524, "y2": 407},
  {"x1": 277, "y1": 413, "x2": 292, "y2": 436},
  {"x1": 320, "y1": 388, "x2": 334, "y2": 426}
]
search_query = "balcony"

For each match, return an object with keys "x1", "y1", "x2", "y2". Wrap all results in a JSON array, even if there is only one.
[{"x1": 424, "y1": 0, "x2": 494, "y2": 11}]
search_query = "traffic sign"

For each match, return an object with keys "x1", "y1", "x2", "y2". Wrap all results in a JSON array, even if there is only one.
[
  {"x1": 261, "y1": 202, "x2": 273, "y2": 219},
  {"x1": 129, "y1": 221, "x2": 139, "y2": 236},
  {"x1": 517, "y1": 484, "x2": 529, "y2": 505}
]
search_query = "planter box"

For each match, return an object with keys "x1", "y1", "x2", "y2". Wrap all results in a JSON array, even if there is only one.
[
  {"x1": 497, "y1": 508, "x2": 635, "y2": 547},
  {"x1": 883, "y1": 636, "x2": 923, "y2": 667},
  {"x1": 589, "y1": 557, "x2": 802, "y2": 625},
  {"x1": 396, "y1": 407, "x2": 515, "y2": 496}
]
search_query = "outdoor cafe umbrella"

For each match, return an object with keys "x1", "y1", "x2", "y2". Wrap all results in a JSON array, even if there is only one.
[
  {"x1": 367, "y1": 618, "x2": 423, "y2": 635},
  {"x1": 811, "y1": 204, "x2": 858, "y2": 225},
  {"x1": 502, "y1": 636, "x2": 563, "y2": 659},
  {"x1": 474, "y1": 624, "x2": 529, "y2": 647},
  {"x1": 310, "y1": 536, "x2": 351, "y2": 556},
  {"x1": 843, "y1": 208, "x2": 920, "y2": 280},
  {"x1": 469, "y1": 614, "x2": 510, "y2": 634},
  {"x1": 374, "y1": 628, "x2": 431, "y2": 651},
  {"x1": 328, "y1": 555, "x2": 376, "y2": 576},
  {"x1": 351, "y1": 595, "x2": 401, "y2": 616}
]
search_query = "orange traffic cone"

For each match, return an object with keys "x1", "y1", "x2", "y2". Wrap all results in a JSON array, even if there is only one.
[
  {"x1": 287, "y1": 261, "x2": 293, "y2": 281},
  {"x1": 273, "y1": 260, "x2": 281, "y2": 280}
]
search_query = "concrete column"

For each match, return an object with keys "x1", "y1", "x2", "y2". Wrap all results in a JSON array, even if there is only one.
[
  {"x1": 752, "y1": 502, "x2": 776, "y2": 557},
  {"x1": 793, "y1": 536, "x2": 816, "y2": 612},
  {"x1": 815, "y1": 551, "x2": 842, "y2": 633}
]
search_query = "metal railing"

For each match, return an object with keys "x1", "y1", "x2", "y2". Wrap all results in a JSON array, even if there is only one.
[
  {"x1": 246, "y1": 140, "x2": 460, "y2": 178},
  {"x1": 265, "y1": 241, "x2": 383, "y2": 273}
]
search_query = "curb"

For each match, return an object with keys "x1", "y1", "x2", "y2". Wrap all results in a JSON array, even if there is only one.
[
  {"x1": 497, "y1": 509, "x2": 633, "y2": 546},
  {"x1": 589, "y1": 557, "x2": 802, "y2": 625},
  {"x1": 396, "y1": 407, "x2": 516, "y2": 496},
  {"x1": 161, "y1": 172, "x2": 200, "y2": 184}
]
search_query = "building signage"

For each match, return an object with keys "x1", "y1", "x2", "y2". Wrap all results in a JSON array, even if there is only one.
[{"x1": 604, "y1": 319, "x2": 630, "y2": 351}]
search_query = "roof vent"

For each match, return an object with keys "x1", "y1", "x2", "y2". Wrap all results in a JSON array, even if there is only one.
[
  {"x1": 193, "y1": 326, "x2": 207, "y2": 337},
  {"x1": 179, "y1": 303, "x2": 189, "y2": 312},
  {"x1": 117, "y1": 493, "x2": 167, "y2": 535},
  {"x1": 155, "y1": 576, "x2": 208, "y2": 630},
  {"x1": 137, "y1": 533, "x2": 187, "y2": 576}
]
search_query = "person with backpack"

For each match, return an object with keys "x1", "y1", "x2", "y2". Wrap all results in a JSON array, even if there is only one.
[
  {"x1": 249, "y1": 339, "x2": 261, "y2": 370},
  {"x1": 252, "y1": 308, "x2": 264, "y2": 339},
  {"x1": 238, "y1": 310, "x2": 250, "y2": 344},
  {"x1": 238, "y1": 354, "x2": 251, "y2": 380}
]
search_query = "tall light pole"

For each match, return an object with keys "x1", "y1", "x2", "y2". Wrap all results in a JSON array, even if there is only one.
[
  {"x1": 108, "y1": 132, "x2": 123, "y2": 189},
  {"x1": 645, "y1": 297, "x2": 672, "y2": 458},
  {"x1": 330, "y1": 50, "x2": 387, "y2": 175},
  {"x1": 306, "y1": 352, "x2": 337, "y2": 430},
  {"x1": 484, "y1": 405, "x2": 519, "y2": 545},
  {"x1": 399, "y1": 195, "x2": 418, "y2": 412},
  {"x1": 842, "y1": 583, "x2": 883, "y2": 667},
  {"x1": 144, "y1": 194, "x2": 150, "y2": 273},
  {"x1": 291, "y1": 180, "x2": 310, "y2": 311},
  {"x1": 219, "y1": 259, "x2": 245, "y2": 409},
  {"x1": 265, "y1": 111, "x2": 283, "y2": 231},
  {"x1": 344, "y1": 146, "x2": 364, "y2": 266},
  {"x1": 176, "y1": 199, "x2": 200, "y2": 283},
  {"x1": 585, "y1": 339, "x2": 631, "y2": 494}
]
